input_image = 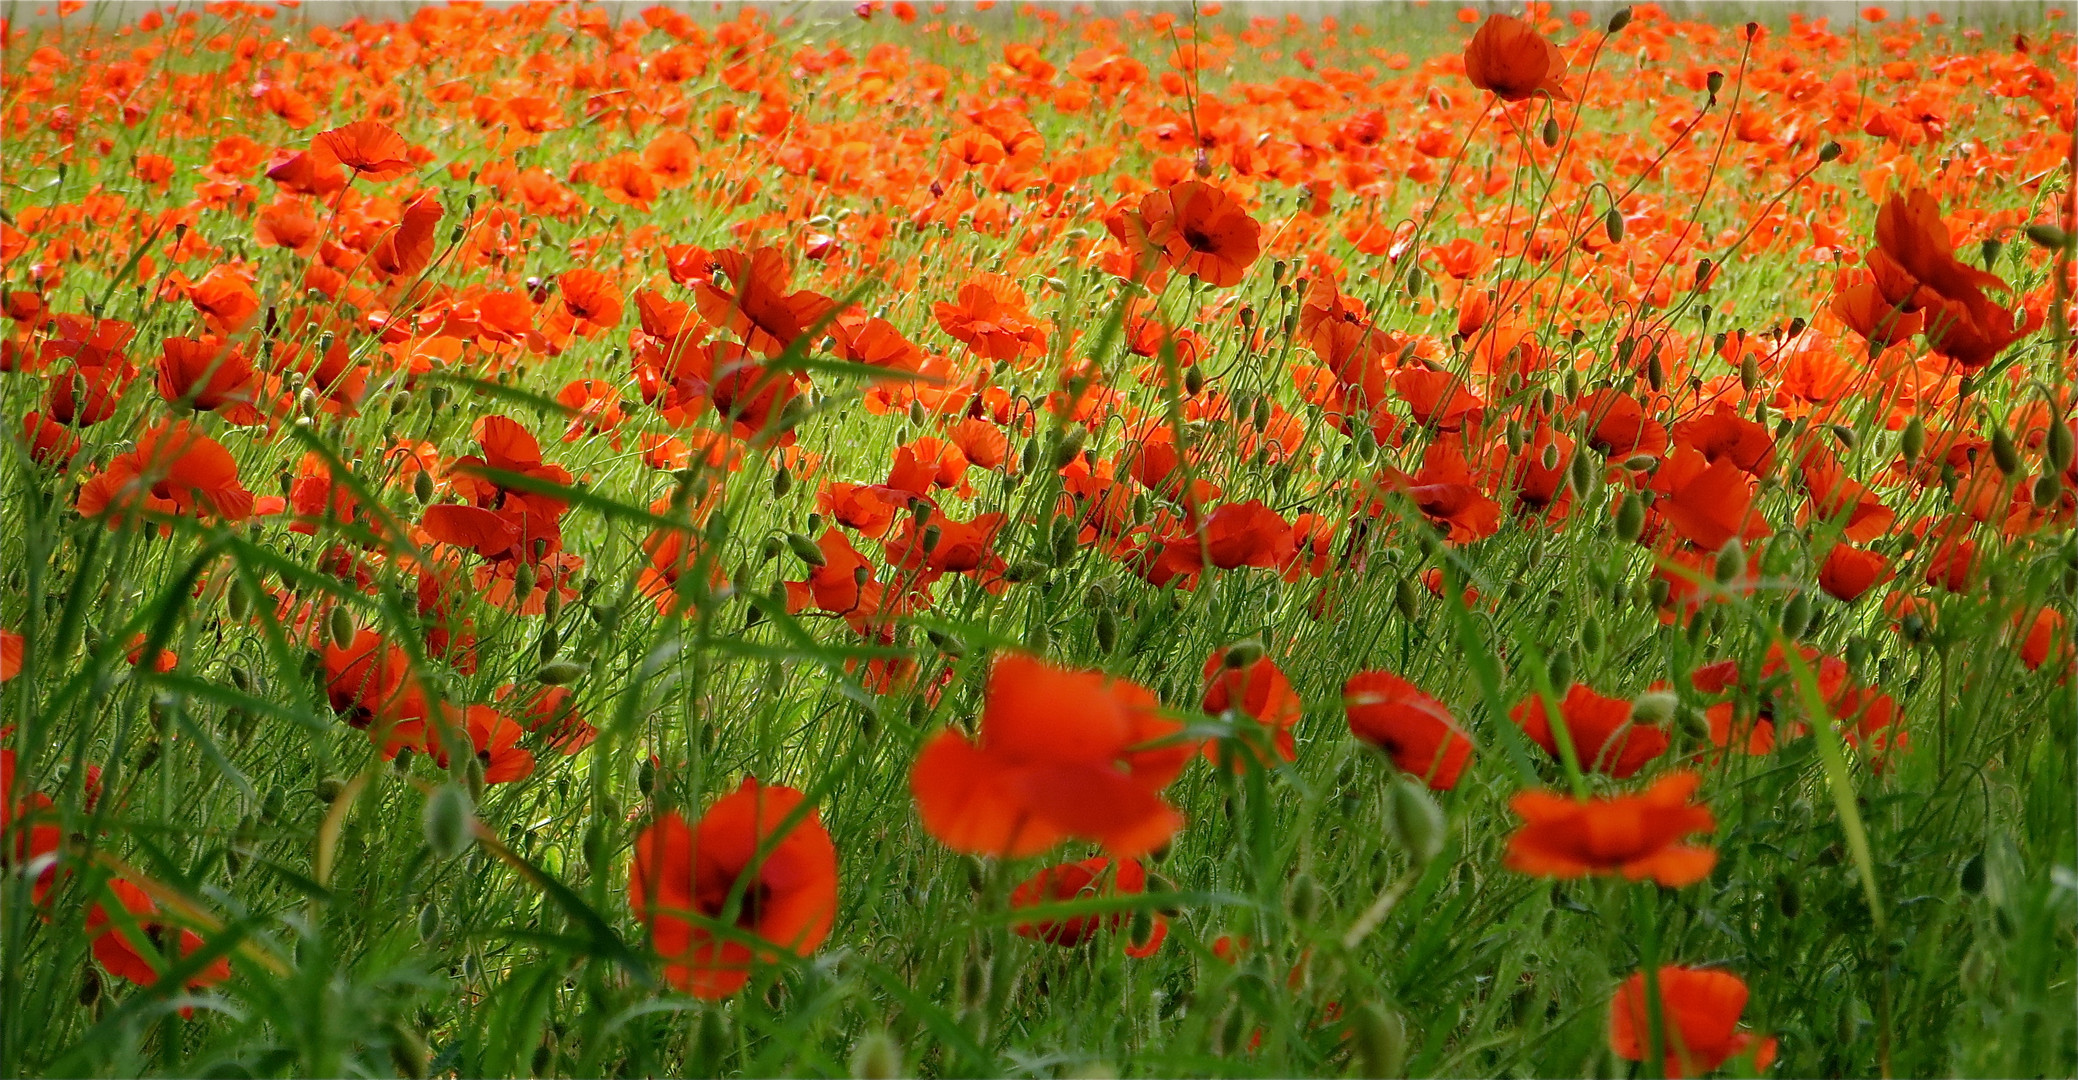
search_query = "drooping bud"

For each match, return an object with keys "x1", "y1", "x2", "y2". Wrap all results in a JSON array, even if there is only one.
[
  {"x1": 423, "y1": 783, "x2": 475, "y2": 859},
  {"x1": 1385, "y1": 777, "x2": 1445, "y2": 865}
]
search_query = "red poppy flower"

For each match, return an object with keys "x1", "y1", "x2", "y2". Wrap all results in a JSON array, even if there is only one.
[
  {"x1": 910, "y1": 653, "x2": 1191, "y2": 858},
  {"x1": 77, "y1": 421, "x2": 256, "y2": 526},
  {"x1": 157, "y1": 336, "x2": 264, "y2": 424},
  {"x1": 1511, "y1": 684, "x2": 1669, "y2": 779},
  {"x1": 1610, "y1": 966, "x2": 1777, "y2": 1078},
  {"x1": 1649, "y1": 445, "x2": 1768, "y2": 552},
  {"x1": 692, "y1": 247, "x2": 837, "y2": 360},
  {"x1": 1817, "y1": 544, "x2": 1890, "y2": 602},
  {"x1": 1344, "y1": 670, "x2": 1474, "y2": 790},
  {"x1": 85, "y1": 879, "x2": 233, "y2": 995},
  {"x1": 1010, "y1": 856, "x2": 1167, "y2": 958},
  {"x1": 315, "y1": 119, "x2": 417, "y2": 180},
  {"x1": 369, "y1": 193, "x2": 443, "y2": 279},
  {"x1": 629, "y1": 778, "x2": 839, "y2": 999},
  {"x1": 933, "y1": 273, "x2": 1050, "y2": 362},
  {"x1": 1127, "y1": 180, "x2": 1263, "y2": 287},
  {"x1": 1201, "y1": 650, "x2": 1303, "y2": 769},
  {"x1": 1463, "y1": 14, "x2": 1570, "y2": 101},
  {"x1": 1503, "y1": 771, "x2": 1716, "y2": 887}
]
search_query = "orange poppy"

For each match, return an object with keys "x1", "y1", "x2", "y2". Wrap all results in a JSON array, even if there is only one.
[
  {"x1": 1503, "y1": 771, "x2": 1716, "y2": 886},
  {"x1": 910, "y1": 653, "x2": 1191, "y2": 859},
  {"x1": 1609, "y1": 966, "x2": 1777, "y2": 1078},
  {"x1": 1127, "y1": 180, "x2": 1263, "y2": 287},
  {"x1": 1344, "y1": 670, "x2": 1474, "y2": 790},
  {"x1": 1009, "y1": 856, "x2": 1166, "y2": 957},
  {"x1": 1511, "y1": 684, "x2": 1669, "y2": 779},
  {"x1": 315, "y1": 119, "x2": 417, "y2": 180},
  {"x1": 156, "y1": 336, "x2": 264, "y2": 424},
  {"x1": 86, "y1": 879, "x2": 233, "y2": 998},
  {"x1": 1200, "y1": 650, "x2": 1303, "y2": 769},
  {"x1": 77, "y1": 421, "x2": 257, "y2": 526},
  {"x1": 629, "y1": 778, "x2": 839, "y2": 999},
  {"x1": 1463, "y1": 14, "x2": 1570, "y2": 102}
]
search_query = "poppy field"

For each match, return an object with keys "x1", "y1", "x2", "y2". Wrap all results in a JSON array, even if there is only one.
[{"x1": 2, "y1": 1, "x2": 2075, "y2": 1076}]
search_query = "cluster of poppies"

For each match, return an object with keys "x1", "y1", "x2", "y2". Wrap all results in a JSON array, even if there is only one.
[{"x1": 2, "y1": 0, "x2": 2070, "y2": 1073}]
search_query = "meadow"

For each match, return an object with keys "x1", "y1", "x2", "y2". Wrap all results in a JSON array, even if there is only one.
[{"x1": 1, "y1": 1, "x2": 2074, "y2": 1076}]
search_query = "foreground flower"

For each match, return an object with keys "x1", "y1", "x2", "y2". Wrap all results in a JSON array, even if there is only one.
[
  {"x1": 1463, "y1": 13, "x2": 1570, "y2": 102},
  {"x1": 1503, "y1": 771, "x2": 1716, "y2": 886},
  {"x1": 1344, "y1": 670, "x2": 1474, "y2": 790},
  {"x1": 1201, "y1": 649, "x2": 1303, "y2": 769},
  {"x1": 1010, "y1": 856, "x2": 1166, "y2": 957},
  {"x1": 910, "y1": 653, "x2": 1191, "y2": 858},
  {"x1": 629, "y1": 779, "x2": 838, "y2": 999},
  {"x1": 1610, "y1": 966, "x2": 1777, "y2": 1077}
]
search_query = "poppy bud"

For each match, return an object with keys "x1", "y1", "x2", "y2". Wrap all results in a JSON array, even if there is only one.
[
  {"x1": 417, "y1": 901, "x2": 442, "y2": 944},
  {"x1": 1959, "y1": 851, "x2": 1986, "y2": 895},
  {"x1": 1252, "y1": 395, "x2": 1272, "y2": 432},
  {"x1": 227, "y1": 582, "x2": 251, "y2": 621},
  {"x1": 1714, "y1": 540, "x2": 1745, "y2": 584},
  {"x1": 1604, "y1": 207, "x2": 1624, "y2": 243},
  {"x1": 1991, "y1": 425, "x2": 2020, "y2": 475},
  {"x1": 1394, "y1": 576, "x2": 1420, "y2": 620},
  {"x1": 1693, "y1": 258, "x2": 1713, "y2": 288},
  {"x1": 2046, "y1": 421, "x2": 2073, "y2": 471},
  {"x1": 1183, "y1": 364, "x2": 1207, "y2": 396},
  {"x1": 536, "y1": 661, "x2": 585, "y2": 685},
  {"x1": 1629, "y1": 690, "x2": 1678, "y2": 728},
  {"x1": 1646, "y1": 351, "x2": 1664, "y2": 391},
  {"x1": 849, "y1": 1032, "x2": 902, "y2": 1080},
  {"x1": 1828, "y1": 423, "x2": 1856, "y2": 449},
  {"x1": 1386, "y1": 776, "x2": 1445, "y2": 864},
  {"x1": 1049, "y1": 515, "x2": 1077, "y2": 565},
  {"x1": 78, "y1": 966, "x2": 101, "y2": 1008},
  {"x1": 1003, "y1": 559, "x2": 1049, "y2": 583},
  {"x1": 1580, "y1": 614, "x2": 1603, "y2": 655},
  {"x1": 423, "y1": 783, "x2": 475, "y2": 859},
  {"x1": 1541, "y1": 116, "x2": 1559, "y2": 147},
  {"x1": 538, "y1": 626, "x2": 560, "y2": 662},
  {"x1": 1818, "y1": 141, "x2": 1842, "y2": 162},
  {"x1": 1607, "y1": 6, "x2": 1633, "y2": 32},
  {"x1": 1049, "y1": 426, "x2": 1088, "y2": 471},
  {"x1": 919, "y1": 524, "x2": 943, "y2": 554},
  {"x1": 1287, "y1": 872, "x2": 1323, "y2": 923},
  {"x1": 1350, "y1": 1002, "x2": 1409, "y2": 1080},
  {"x1": 772, "y1": 467, "x2": 793, "y2": 498},
  {"x1": 1568, "y1": 449, "x2": 1595, "y2": 496},
  {"x1": 1095, "y1": 606, "x2": 1119, "y2": 652},
  {"x1": 906, "y1": 398, "x2": 928, "y2": 426},
  {"x1": 1706, "y1": 70, "x2": 1725, "y2": 97},
  {"x1": 786, "y1": 532, "x2": 826, "y2": 567},
  {"x1": 1614, "y1": 492, "x2": 1645, "y2": 542},
  {"x1": 1900, "y1": 416, "x2": 1926, "y2": 463},
  {"x1": 1404, "y1": 265, "x2": 1426, "y2": 299},
  {"x1": 411, "y1": 469, "x2": 435, "y2": 504},
  {"x1": 1223, "y1": 639, "x2": 1265, "y2": 668},
  {"x1": 328, "y1": 605, "x2": 355, "y2": 649},
  {"x1": 1781, "y1": 591, "x2": 1812, "y2": 639},
  {"x1": 2025, "y1": 224, "x2": 2071, "y2": 251},
  {"x1": 2035, "y1": 474, "x2": 2063, "y2": 509}
]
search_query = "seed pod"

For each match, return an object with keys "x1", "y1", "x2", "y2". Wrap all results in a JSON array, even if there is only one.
[
  {"x1": 328, "y1": 605, "x2": 355, "y2": 649},
  {"x1": 535, "y1": 661, "x2": 585, "y2": 686},
  {"x1": 1350, "y1": 1002, "x2": 1409, "y2": 1080},
  {"x1": 1385, "y1": 777, "x2": 1445, "y2": 864},
  {"x1": 423, "y1": 783, "x2": 475, "y2": 859},
  {"x1": 1714, "y1": 540, "x2": 1745, "y2": 584},
  {"x1": 1991, "y1": 425, "x2": 2020, "y2": 475},
  {"x1": 1604, "y1": 206, "x2": 1624, "y2": 244},
  {"x1": 786, "y1": 532, "x2": 826, "y2": 567},
  {"x1": 1818, "y1": 141, "x2": 1842, "y2": 162},
  {"x1": 1615, "y1": 492, "x2": 1646, "y2": 542},
  {"x1": 1781, "y1": 591, "x2": 1812, "y2": 639},
  {"x1": 849, "y1": 1032, "x2": 902, "y2": 1080},
  {"x1": 1541, "y1": 116, "x2": 1559, "y2": 148}
]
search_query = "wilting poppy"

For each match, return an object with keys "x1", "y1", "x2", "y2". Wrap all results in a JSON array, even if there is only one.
[
  {"x1": 629, "y1": 778, "x2": 839, "y2": 999},
  {"x1": 1609, "y1": 966, "x2": 1777, "y2": 1078},
  {"x1": 1511, "y1": 684, "x2": 1668, "y2": 779},
  {"x1": 911, "y1": 653, "x2": 1192, "y2": 858},
  {"x1": 1344, "y1": 670, "x2": 1474, "y2": 790},
  {"x1": 1503, "y1": 771, "x2": 1716, "y2": 886}
]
